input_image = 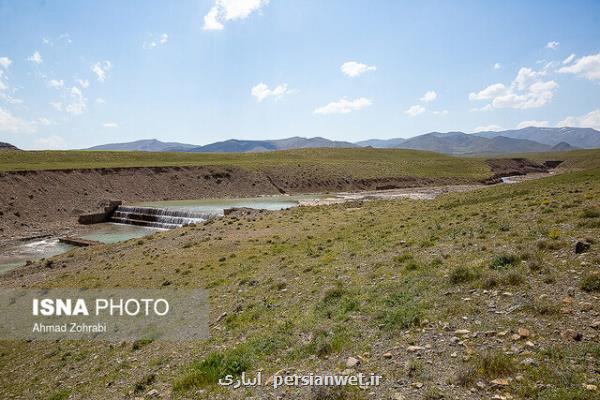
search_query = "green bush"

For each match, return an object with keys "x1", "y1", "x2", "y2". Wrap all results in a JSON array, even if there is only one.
[
  {"x1": 580, "y1": 272, "x2": 600, "y2": 292},
  {"x1": 449, "y1": 266, "x2": 478, "y2": 284},
  {"x1": 490, "y1": 254, "x2": 520, "y2": 269}
]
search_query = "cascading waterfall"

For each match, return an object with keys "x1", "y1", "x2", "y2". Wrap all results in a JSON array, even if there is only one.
[{"x1": 110, "y1": 206, "x2": 212, "y2": 229}]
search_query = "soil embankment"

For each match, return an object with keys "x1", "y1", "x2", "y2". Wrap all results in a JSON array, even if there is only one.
[
  {"x1": 483, "y1": 158, "x2": 559, "y2": 184},
  {"x1": 0, "y1": 165, "x2": 475, "y2": 240}
]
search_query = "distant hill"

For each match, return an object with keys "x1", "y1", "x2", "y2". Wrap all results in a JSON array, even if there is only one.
[
  {"x1": 551, "y1": 141, "x2": 579, "y2": 151},
  {"x1": 395, "y1": 131, "x2": 551, "y2": 155},
  {"x1": 355, "y1": 138, "x2": 407, "y2": 148},
  {"x1": 475, "y1": 127, "x2": 600, "y2": 148},
  {"x1": 85, "y1": 139, "x2": 197, "y2": 152},
  {"x1": 0, "y1": 142, "x2": 20, "y2": 151},
  {"x1": 181, "y1": 137, "x2": 358, "y2": 153}
]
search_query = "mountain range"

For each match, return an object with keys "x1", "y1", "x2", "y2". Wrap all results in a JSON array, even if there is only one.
[
  {"x1": 82, "y1": 127, "x2": 600, "y2": 155},
  {"x1": 0, "y1": 142, "x2": 20, "y2": 151}
]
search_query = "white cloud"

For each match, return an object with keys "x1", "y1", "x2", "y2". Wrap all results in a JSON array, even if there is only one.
[
  {"x1": 314, "y1": 97, "x2": 372, "y2": 115},
  {"x1": 517, "y1": 120, "x2": 549, "y2": 129},
  {"x1": 48, "y1": 79, "x2": 64, "y2": 89},
  {"x1": 65, "y1": 86, "x2": 87, "y2": 115},
  {"x1": 545, "y1": 41, "x2": 559, "y2": 49},
  {"x1": 557, "y1": 109, "x2": 600, "y2": 130},
  {"x1": 28, "y1": 51, "x2": 42, "y2": 64},
  {"x1": 50, "y1": 101, "x2": 63, "y2": 111},
  {"x1": 91, "y1": 60, "x2": 112, "y2": 82},
  {"x1": 420, "y1": 90, "x2": 437, "y2": 103},
  {"x1": 433, "y1": 110, "x2": 448, "y2": 115},
  {"x1": 143, "y1": 33, "x2": 169, "y2": 49},
  {"x1": 469, "y1": 83, "x2": 507, "y2": 101},
  {"x1": 558, "y1": 52, "x2": 600, "y2": 81},
  {"x1": 77, "y1": 79, "x2": 90, "y2": 88},
  {"x1": 0, "y1": 71, "x2": 7, "y2": 92},
  {"x1": 405, "y1": 104, "x2": 425, "y2": 117},
  {"x1": 469, "y1": 67, "x2": 558, "y2": 110},
  {"x1": 203, "y1": 0, "x2": 269, "y2": 30},
  {"x1": 0, "y1": 57, "x2": 12, "y2": 69},
  {"x1": 204, "y1": 6, "x2": 224, "y2": 30},
  {"x1": 0, "y1": 107, "x2": 35, "y2": 133},
  {"x1": 563, "y1": 53, "x2": 576, "y2": 64},
  {"x1": 340, "y1": 61, "x2": 376, "y2": 77},
  {"x1": 251, "y1": 82, "x2": 293, "y2": 102},
  {"x1": 95, "y1": 97, "x2": 105, "y2": 104},
  {"x1": 103, "y1": 122, "x2": 119, "y2": 128},
  {"x1": 493, "y1": 63, "x2": 501, "y2": 70},
  {"x1": 34, "y1": 135, "x2": 66, "y2": 149},
  {"x1": 36, "y1": 117, "x2": 51, "y2": 126},
  {"x1": 473, "y1": 124, "x2": 503, "y2": 132}
]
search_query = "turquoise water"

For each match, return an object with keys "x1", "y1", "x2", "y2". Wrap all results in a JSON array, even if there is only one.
[
  {"x1": 138, "y1": 194, "x2": 325, "y2": 215},
  {"x1": 0, "y1": 238, "x2": 75, "y2": 273},
  {"x1": 79, "y1": 223, "x2": 163, "y2": 243}
]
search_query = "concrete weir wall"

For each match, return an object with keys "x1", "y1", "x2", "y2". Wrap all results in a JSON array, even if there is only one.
[{"x1": 78, "y1": 200, "x2": 122, "y2": 224}]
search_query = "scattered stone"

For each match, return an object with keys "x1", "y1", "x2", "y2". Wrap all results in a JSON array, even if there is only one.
[
  {"x1": 525, "y1": 341, "x2": 535, "y2": 348},
  {"x1": 575, "y1": 241, "x2": 591, "y2": 254},
  {"x1": 383, "y1": 352, "x2": 393, "y2": 359},
  {"x1": 490, "y1": 378, "x2": 510, "y2": 386},
  {"x1": 580, "y1": 302, "x2": 594, "y2": 311},
  {"x1": 450, "y1": 351, "x2": 458, "y2": 358},
  {"x1": 146, "y1": 389, "x2": 159, "y2": 397},
  {"x1": 391, "y1": 393, "x2": 405, "y2": 400},
  {"x1": 215, "y1": 312, "x2": 227, "y2": 323},
  {"x1": 412, "y1": 382, "x2": 423, "y2": 389},
  {"x1": 561, "y1": 329, "x2": 583, "y2": 341},
  {"x1": 346, "y1": 356, "x2": 360, "y2": 368},
  {"x1": 521, "y1": 358, "x2": 536, "y2": 366},
  {"x1": 455, "y1": 329, "x2": 470, "y2": 336},
  {"x1": 407, "y1": 345, "x2": 425, "y2": 352},
  {"x1": 591, "y1": 320, "x2": 600, "y2": 329},
  {"x1": 584, "y1": 384, "x2": 597, "y2": 391},
  {"x1": 518, "y1": 327, "x2": 530, "y2": 338},
  {"x1": 511, "y1": 334, "x2": 521, "y2": 341}
]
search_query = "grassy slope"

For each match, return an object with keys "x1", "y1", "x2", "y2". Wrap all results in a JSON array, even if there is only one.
[
  {"x1": 0, "y1": 148, "x2": 491, "y2": 179},
  {"x1": 1, "y1": 164, "x2": 599, "y2": 399}
]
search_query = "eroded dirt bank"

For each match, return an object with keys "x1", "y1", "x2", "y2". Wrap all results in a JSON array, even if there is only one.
[{"x1": 0, "y1": 165, "x2": 476, "y2": 240}]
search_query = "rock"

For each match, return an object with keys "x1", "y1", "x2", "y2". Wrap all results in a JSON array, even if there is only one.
[
  {"x1": 518, "y1": 327, "x2": 530, "y2": 338},
  {"x1": 561, "y1": 329, "x2": 583, "y2": 341},
  {"x1": 215, "y1": 312, "x2": 227, "y2": 323},
  {"x1": 525, "y1": 341, "x2": 535, "y2": 348},
  {"x1": 521, "y1": 357, "x2": 536, "y2": 366},
  {"x1": 383, "y1": 352, "x2": 393, "y2": 359},
  {"x1": 412, "y1": 382, "x2": 423, "y2": 389},
  {"x1": 450, "y1": 351, "x2": 458, "y2": 358},
  {"x1": 575, "y1": 241, "x2": 591, "y2": 254},
  {"x1": 591, "y1": 320, "x2": 600, "y2": 329},
  {"x1": 511, "y1": 334, "x2": 521, "y2": 341},
  {"x1": 391, "y1": 393, "x2": 405, "y2": 400},
  {"x1": 146, "y1": 389, "x2": 159, "y2": 397},
  {"x1": 490, "y1": 378, "x2": 510, "y2": 386},
  {"x1": 584, "y1": 384, "x2": 598, "y2": 391},
  {"x1": 407, "y1": 345, "x2": 425, "y2": 352},
  {"x1": 455, "y1": 329, "x2": 470, "y2": 336},
  {"x1": 346, "y1": 356, "x2": 360, "y2": 368},
  {"x1": 580, "y1": 302, "x2": 594, "y2": 311}
]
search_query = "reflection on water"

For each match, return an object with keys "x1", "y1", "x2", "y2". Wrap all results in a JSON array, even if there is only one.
[{"x1": 138, "y1": 194, "x2": 325, "y2": 215}]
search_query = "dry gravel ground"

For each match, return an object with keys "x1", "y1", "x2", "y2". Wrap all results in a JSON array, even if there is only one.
[{"x1": 0, "y1": 160, "x2": 599, "y2": 400}]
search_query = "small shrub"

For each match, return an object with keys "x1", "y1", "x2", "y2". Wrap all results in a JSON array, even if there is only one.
[
  {"x1": 449, "y1": 266, "x2": 478, "y2": 284},
  {"x1": 474, "y1": 350, "x2": 516, "y2": 379},
  {"x1": 378, "y1": 292, "x2": 423, "y2": 331},
  {"x1": 47, "y1": 390, "x2": 71, "y2": 400},
  {"x1": 173, "y1": 348, "x2": 252, "y2": 391},
  {"x1": 490, "y1": 254, "x2": 519, "y2": 270},
  {"x1": 580, "y1": 272, "x2": 600, "y2": 292},
  {"x1": 580, "y1": 208, "x2": 600, "y2": 218},
  {"x1": 547, "y1": 229, "x2": 561, "y2": 240}
]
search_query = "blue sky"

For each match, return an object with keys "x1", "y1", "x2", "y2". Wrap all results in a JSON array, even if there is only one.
[{"x1": 0, "y1": 0, "x2": 599, "y2": 149}]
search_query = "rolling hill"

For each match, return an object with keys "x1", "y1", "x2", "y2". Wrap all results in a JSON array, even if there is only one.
[
  {"x1": 475, "y1": 127, "x2": 600, "y2": 148},
  {"x1": 85, "y1": 139, "x2": 197, "y2": 152},
  {"x1": 0, "y1": 142, "x2": 19, "y2": 151}
]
